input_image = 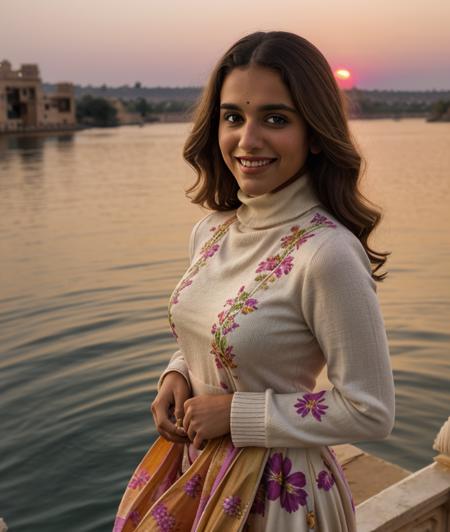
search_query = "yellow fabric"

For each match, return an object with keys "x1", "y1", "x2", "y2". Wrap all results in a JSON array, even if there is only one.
[{"x1": 115, "y1": 435, "x2": 269, "y2": 532}]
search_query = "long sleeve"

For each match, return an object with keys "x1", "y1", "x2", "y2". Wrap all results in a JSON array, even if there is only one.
[
  {"x1": 157, "y1": 348, "x2": 192, "y2": 392},
  {"x1": 157, "y1": 215, "x2": 207, "y2": 392},
  {"x1": 230, "y1": 231, "x2": 395, "y2": 448}
]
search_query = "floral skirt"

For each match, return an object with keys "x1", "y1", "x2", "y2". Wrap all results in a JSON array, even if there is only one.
[{"x1": 114, "y1": 436, "x2": 356, "y2": 532}]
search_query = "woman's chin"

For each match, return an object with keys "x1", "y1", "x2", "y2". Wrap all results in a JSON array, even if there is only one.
[{"x1": 237, "y1": 180, "x2": 272, "y2": 197}]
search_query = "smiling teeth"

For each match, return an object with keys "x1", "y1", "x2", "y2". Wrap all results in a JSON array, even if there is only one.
[{"x1": 239, "y1": 159, "x2": 273, "y2": 167}]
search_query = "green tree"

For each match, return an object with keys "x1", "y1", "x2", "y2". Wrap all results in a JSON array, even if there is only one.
[
  {"x1": 135, "y1": 97, "x2": 152, "y2": 118},
  {"x1": 76, "y1": 95, "x2": 118, "y2": 127},
  {"x1": 431, "y1": 100, "x2": 449, "y2": 116}
]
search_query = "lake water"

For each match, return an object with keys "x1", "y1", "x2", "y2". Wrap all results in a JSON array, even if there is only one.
[{"x1": 1, "y1": 120, "x2": 449, "y2": 531}]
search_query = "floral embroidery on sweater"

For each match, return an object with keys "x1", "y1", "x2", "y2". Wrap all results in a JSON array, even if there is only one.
[
  {"x1": 168, "y1": 215, "x2": 236, "y2": 338},
  {"x1": 264, "y1": 452, "x2": 308, "y2": 513},
  {"x1": 210, "y1": 285, "x2": 257, "y2": 370},
  {"x1": 210, "y1": 212, "x2": 336, "y2": 385},
  {"x1": 294, "y1": 390, "x2": 329, "y2": 421}
]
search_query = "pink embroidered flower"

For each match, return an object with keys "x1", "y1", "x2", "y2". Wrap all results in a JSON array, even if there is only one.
[
  {"x1": 294, "y1": 390, "x2": 329, "y2": 421},
  {"x1": 181, "y1": 278, "x2": 192, "y2": 289},
  {"x1": 311, "y1": 212, "x2": 337, "y2": 227},
  {"x1": 222, "y1": 318, "x2": 240, "y2": 335},
  {"x1": 296, "y1": 233, "x2": 315, "y2": 249},
  {"x1": 256, "y1": 256, "x2": 280, "y2": 273},
  {"x1": 151, "y1": 503, "x2": 176, "y2": 531},
  {"x1": 223, "y1": 495, "x2": 242, "y2": 517},
  {"x1": 217, "y1": 310, "x2": 226, "y2": 325},
  {"x1": 281, "y1": 226, "x2": 315, "y2": 250},
  {"x1": 211, "y1": 341, "x2": 237, "y2": 369},
  {"x1": 241, "y1": 297, "x2": 258, "y2": 314},
  {"x1": 316, "y1": 470, "x2": 335, "y2": 491},
  {"x1": 274, "y1": 255, "x2": 294, "y2": 277},
  {"x1": 184, "y1": 473, "x2": 202, "y2": 498},
  {"x1": 201, "y1": 243, "x2": 220, "y2": 259},
  {"x1": 280, "y1": 226, "x2": 301, "y2": 248},
  {"x1": 220, "y1": 381, "x2": 229, "y2": 390},
  {"x1": 265, "y1": 453, "x2": 308, "y2": 513},
  {"x1": 128, "y1": 469, "x2": 150, "y2": 489}
]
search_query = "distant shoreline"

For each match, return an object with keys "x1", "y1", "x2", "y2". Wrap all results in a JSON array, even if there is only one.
[{"x1": 1, "y1": 114, "x2": 446, "y2": 138}]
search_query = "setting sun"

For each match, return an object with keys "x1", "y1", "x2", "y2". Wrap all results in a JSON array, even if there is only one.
[{"x1": 335, "y1": 69, "x2": 351, "y2": 80}]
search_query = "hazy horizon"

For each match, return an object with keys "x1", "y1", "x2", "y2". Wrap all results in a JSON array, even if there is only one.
[{"x1": 2, "y1": 0, "x2": 450, "y2": 91}]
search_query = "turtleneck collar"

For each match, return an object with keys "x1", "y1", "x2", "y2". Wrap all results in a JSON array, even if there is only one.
[{"x1": 236, "y1": 173, "x2": 322, "y2": 230}]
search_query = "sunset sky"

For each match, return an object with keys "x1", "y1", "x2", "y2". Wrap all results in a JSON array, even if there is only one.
[{"x1": 2, "y1": 0, "x2": 450, "y2": 90}]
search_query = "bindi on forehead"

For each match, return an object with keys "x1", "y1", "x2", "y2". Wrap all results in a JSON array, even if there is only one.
[{"x1": 246, "y1": 101, "x2": 250, "y2": 105}]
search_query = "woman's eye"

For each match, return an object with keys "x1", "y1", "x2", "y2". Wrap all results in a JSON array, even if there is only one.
[
  {"x1": 223, "y1": 113, "x2": 241, "y2": 124},
  {"x1": 267, "y1": 115, "x2": 287, "y2": 125}
]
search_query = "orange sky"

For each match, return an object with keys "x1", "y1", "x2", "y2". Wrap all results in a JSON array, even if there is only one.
[{"x1": 1, "y1": 0, "x2": 450, "y2": 90}]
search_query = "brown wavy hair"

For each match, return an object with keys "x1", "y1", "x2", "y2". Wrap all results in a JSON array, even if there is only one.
[{"x1": 183, "y1": 31, "x2": 389, "y2": 281}]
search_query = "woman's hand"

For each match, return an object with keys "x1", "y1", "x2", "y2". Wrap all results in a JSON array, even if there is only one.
[
  {"x1": 151, "y1": 372, "x2": 191, "y2": 444},
  {"x1": 183, "y1": 394, "x2": 233, "y2": 449}
]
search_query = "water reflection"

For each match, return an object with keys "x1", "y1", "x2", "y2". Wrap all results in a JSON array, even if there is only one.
[{"x1": 0, "y1": 132, "x2": 75, "y2": 168}]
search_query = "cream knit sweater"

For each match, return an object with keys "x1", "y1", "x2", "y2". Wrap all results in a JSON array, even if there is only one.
[{"x1": 159, "y1": 173, "x2": 395, "y2": 450}]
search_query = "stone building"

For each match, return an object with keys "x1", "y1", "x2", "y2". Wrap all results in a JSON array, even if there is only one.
[{"x1": 0, "y1": 60, "x2": 76, "y2": 132}]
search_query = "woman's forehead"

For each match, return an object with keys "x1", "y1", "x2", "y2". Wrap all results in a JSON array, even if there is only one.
[{"x1": 220, "y1": 65, "x2": 294, "y2": 106}]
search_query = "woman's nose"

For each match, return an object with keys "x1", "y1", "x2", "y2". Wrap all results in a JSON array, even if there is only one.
[{"x1": 238, "y1": 121, "x2": 264, "y2": 151}]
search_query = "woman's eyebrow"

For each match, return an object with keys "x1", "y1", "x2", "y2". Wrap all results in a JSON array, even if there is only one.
[{"x1": 220, "y1": 103, "x2": 297, "y2": 113}]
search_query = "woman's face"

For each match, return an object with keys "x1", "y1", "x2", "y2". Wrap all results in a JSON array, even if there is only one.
[{"x1": 218, "y1": 64, "x2": 311, "y2": 197}]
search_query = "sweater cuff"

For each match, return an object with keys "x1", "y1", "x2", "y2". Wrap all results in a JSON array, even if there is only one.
[
  {"x1": 157, "y1": 363, "x2": 191, "y2": 393},
  {"x1": 230, "y1": 391, "x2": 267, "y2": 447}
]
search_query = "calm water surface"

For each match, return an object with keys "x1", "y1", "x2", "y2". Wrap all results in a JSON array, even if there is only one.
[{"x1": 1, "y1": 120, "x2": 449, "y2": 531}]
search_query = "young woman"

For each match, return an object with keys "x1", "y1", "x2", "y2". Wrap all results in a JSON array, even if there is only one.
[{"x1": 114, "y1": 31, "x2": 395, "y2": 532}]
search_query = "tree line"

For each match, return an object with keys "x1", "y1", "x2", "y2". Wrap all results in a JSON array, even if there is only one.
[
  {"x1": 76, "y1": 94, "x2": 450, "y2": 127},
  {"x1": 76, "y1": 96, "x2": 194, "y2": 127}
]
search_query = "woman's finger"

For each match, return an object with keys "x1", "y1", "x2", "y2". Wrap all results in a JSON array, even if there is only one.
[
  {"x1": 157, "y1": 417, "x2": 189, "y2": 443},
  {"x1": 173, "y1": 394, "x2": 188, "y2": 437},
  {"x1": 173, "y1": 392, "x2": 186, "y2": 422},
  {"x1": 153, "y1": 398, "x2": 189, "y2": 443},
  {"x1": 182, "y1": 406, "x2": 191, "y2": 433},
  {"x1": 159, "y1": 429, "x2": 189, "y2": 444},
  {"x1": 187, "y1": 426, "x2": 197, "y2": 443}
]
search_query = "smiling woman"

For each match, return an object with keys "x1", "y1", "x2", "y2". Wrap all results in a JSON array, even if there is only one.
[{"x1": 114, "y1": 31, "x2": 395, "y2": 532}]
